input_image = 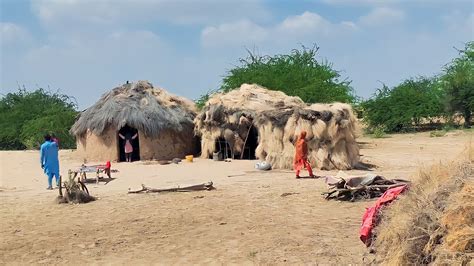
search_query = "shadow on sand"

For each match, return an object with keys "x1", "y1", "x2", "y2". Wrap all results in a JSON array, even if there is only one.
[{"x1": 83, "y1": 177, "x2": 116, "y2": 185}]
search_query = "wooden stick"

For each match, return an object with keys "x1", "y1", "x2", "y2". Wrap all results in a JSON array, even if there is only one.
[
  {"x1": 58, "y1": 175, "x2": 63, "y2": 197},
  {"x1": 128, "y1": 182, "x2": 215, "y2": 194},
  {"x1": 240, "y1": 124, "x2": 253, "y2": 160}
]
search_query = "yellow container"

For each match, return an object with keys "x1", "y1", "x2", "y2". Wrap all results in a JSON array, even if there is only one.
[{"x1": 185, "y1": 155, "x2": 193, "y2": 162}]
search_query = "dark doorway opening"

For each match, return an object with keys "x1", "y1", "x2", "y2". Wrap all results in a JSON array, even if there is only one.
[
  {"x1": 214, "y1": 138, "x2": 232, "y2": 159},
  {"x1": 241, "y1": 126, "x2": 258, "y2": 159},
  {"x1": 118, "y1": 125, "x2": 140, "y2": 162},
  {"x1": 194, "y1": 135, "x2": 202, "y2": 157},
  {"x1": 212, "y1": 126, "x2": 259, "y2": 160}
]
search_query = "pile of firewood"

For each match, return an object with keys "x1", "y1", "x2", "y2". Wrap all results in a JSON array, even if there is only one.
[
  {"x1": 322, "y1": 173, "x2": 409, "y2": 202},
  {"x1": 56, "y1": 172, "x2": 96, "y2": 204}
]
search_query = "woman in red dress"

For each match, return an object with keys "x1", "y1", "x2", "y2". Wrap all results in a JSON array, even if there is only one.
[{"x1": 293, "y1": 131, "x2": 315, "y2": 178}]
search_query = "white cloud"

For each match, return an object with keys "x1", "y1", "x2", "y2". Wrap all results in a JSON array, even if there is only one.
[
  {"x1": 323, "y1": 0, "x2": 398, "y2": 5},
  {"x1": 201, "y1": 20, "x2": 268, "y2": 47},
  {"x1": 278, "y1": 12, "x2": 332, "y2": 34},
  {"x1": 323, "y1": 0, "x2": 472, "y2": 6},
  {"x1": 441, "y1": 11, "x2": 474, "y2": 36},
  {"x1": 0, "y1": 23, "x2": 32, "y2": 45},
  {"x1": 359, "y1": 7, "x2": 405, "y2": 26},
  {"x1": 31, "y1": 0, "x2": 271, "y2": 31},
  {"x1": 201, "y1": 11, "x2": 358, "y2": 47}
]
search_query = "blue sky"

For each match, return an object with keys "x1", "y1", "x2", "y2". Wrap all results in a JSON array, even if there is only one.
[{"x1": 1, "y1": 0, "x2": 473, "y2": 109}]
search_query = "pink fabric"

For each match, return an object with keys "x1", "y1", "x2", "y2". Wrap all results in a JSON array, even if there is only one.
[
  {"x1": 359, "y1": 184, "x2": 408, "y2": 246},
  {"x1": 124, "y1": 140, "x2": 133, "y2": 153}
]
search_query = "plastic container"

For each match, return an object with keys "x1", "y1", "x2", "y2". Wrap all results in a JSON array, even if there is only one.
[{"x1": 185, "y1": 155, "x2": 194, "y2": 162}]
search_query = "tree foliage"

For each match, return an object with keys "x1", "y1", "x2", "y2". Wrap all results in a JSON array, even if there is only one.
[
  {"x1": 441, "y1": 41, "x2": 474, "y2": 128},
  {"x1": 361, "y1": 77, "x2": 446, "y2": 132},
  {"x1": 0, "y1": 88, "x2": 78, "y2": 150},
  {"x1": 219, "y1": 45, "x2": 355, "y2": 103}
]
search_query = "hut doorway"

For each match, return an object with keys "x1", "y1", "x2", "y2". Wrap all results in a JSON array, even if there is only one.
[
  {"x1": 212, "y1": 127, "x2": 259, "y2": 160},
  {"x1": 214, "y1": 138, "x2": 232, "y2": 160},
  {"x1": 118, "y1": 125, "x2": 140, "y2": 162},
  {"x1": 241, "y1": 126, "x2": 258, "y2": 159}
]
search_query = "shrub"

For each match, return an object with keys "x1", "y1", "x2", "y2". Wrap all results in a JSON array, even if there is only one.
[
  {"x1": 361, "y1": 77, "x2": 446, "y2": 133},
  {"x1": 0, "y1": 88, "x2": 78, "y2": 150},
  {"x1": 220, "y1": 45, "x2": 356, "y2": 104}
]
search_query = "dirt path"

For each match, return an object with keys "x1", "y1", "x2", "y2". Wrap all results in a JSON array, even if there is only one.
[{"x1": 0, "y1": 131, "x2": 471, "y2": 264}]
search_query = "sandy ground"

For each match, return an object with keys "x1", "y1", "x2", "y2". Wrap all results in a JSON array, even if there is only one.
[{"x1": 0, "y1": 131, "x2": 472, "y2": 265}]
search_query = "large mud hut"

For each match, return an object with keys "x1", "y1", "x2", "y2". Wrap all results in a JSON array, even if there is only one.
[
  {"x1": 194, "y1": 84, "x2": 360, "y2": 170},
  {"x1": 70, "y1": 81, "x2": 197, "y2": 162}
]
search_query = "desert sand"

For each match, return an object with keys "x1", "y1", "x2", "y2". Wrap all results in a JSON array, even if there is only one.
[{"x1": 0, "y1": 131, "x2": 471, "y2": 264}]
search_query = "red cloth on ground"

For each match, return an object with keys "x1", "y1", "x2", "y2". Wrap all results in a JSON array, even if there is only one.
[{"x1": 359, "y1": 184, "x2": 408, "y2": 246}]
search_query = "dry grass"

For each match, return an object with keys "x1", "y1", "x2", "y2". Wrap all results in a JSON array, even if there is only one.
[
  {"x1": 373, "y1": 143, "x2": 474, "y2": 265},
  {"x1": 71, "y1": 80, "x2": 196, "y2": 138},
  {"x1": 195, "y1": 84, "x2": 360, "y2": 170}
]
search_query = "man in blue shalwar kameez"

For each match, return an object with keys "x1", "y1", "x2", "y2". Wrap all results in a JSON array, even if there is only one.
[{"x1": 40, "y1": 134, "x2": 60, "y2": 190}]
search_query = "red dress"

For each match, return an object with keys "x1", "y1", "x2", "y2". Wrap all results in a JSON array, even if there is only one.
[{"x1": 293, "y1": 131, "x2": 314, "y2": 177}]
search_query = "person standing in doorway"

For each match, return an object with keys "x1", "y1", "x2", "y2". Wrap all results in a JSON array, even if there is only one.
[
  {"x1": 119, "y1": 132, "x2": 138, "y2": 162},
  {"x1": 40, "y1": 134, "x2": 60, "y2": 190},
  {"x1": 293, "y1": 131, "x2": 316, "y2": 179}
]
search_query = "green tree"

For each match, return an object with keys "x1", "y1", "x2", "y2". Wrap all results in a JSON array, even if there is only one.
[
  {"x1": 441, "y1": 41, "x2": 474, "y2": 128},
  {"x1": 362, "y1": 77, "x2": 445, "y2": 132},
  {"x1": 220, "y1": 45, "x2": 355, "y2": 103},
  {"x1": 0, "y1": 88, "x2": 78, "y2": 150}
]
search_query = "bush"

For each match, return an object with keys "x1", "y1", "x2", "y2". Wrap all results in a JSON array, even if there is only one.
[
  {"x1": 441, "y1": 42, "x2": 474, "y2": 128},
  {"x1": 430, "y1": 130, "x2": 446, "y2": 137},
  {"x1": 361, "y1": 77, "x2": 446, "y2": 133},
  {"x1": 372, "y1": 126, "x2": 387, "y2": 138},
  {"x1": 0, "y1": 88, "x2": 78, "y2": 150},
  {"x1": 219, "y1": 45, "x2": 356, "y2": 104}
]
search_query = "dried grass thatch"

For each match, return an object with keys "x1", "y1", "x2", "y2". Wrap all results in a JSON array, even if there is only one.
[
  {"x1": 70, "y1": 80, "x2": 196, "y2": 138},
  {"x1": 194, "y1": 84, "x2": 360, "y2": 170},
  {"x1": 372, "y1": 144, "x2": 474, "y2": 265}
]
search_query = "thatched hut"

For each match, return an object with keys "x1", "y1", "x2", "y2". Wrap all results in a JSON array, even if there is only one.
[
  {"x1": 70, "y1": 80, "x2": 197, "y2": 162},
  {"x1": 194, "y1": 84, "x2": 359, "y2": 170}
]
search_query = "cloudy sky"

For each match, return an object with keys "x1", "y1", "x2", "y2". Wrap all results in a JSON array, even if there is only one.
[{"x1": 1, "y1": 0, "x2": 473, "y2": 109}]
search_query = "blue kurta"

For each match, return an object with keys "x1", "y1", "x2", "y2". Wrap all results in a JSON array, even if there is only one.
[{"x1": 40, "y1": 141, "x2": 60, "y2": 175}]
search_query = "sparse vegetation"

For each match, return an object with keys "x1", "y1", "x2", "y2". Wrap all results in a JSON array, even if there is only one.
[
  {"x1": 361, "y1": 77, "x2": 446, "y2": 133},
  {"x1": 196, "y1": 45, "x2": 355, "y2": 106},
  {"x1": 371, "y1": 126, "x2": 388, "y2": 138},
  {"x1": 430, "y1": 130, "x2": 447, "y2": 138},
  {"x1": 0, "y1": 88, "x2": 78, "y2": 150},
  {"x1": 441, "y1": 42, "x2": 474, "y2": 128}
]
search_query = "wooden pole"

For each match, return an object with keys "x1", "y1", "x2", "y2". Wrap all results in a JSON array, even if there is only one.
[
  {"x1": 240, "y1": 124, "x2": 253, "y2": 159},
  {"x1": 58, "y1": 175, "x2": 63, "y2": 197}
]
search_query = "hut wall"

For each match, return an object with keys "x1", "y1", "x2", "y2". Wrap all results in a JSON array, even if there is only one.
[
  {"x1": 139, "y1": 127, "x2": 196, "y2": 160},
  {"x1": 196, "y1": 104, "x2": 360, "y2": 170},
  {"x1": 76, "y1": 127, "x2": 118, "y2": 162}
]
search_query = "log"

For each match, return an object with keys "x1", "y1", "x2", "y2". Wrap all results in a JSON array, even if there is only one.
[{"x1": 128, "y1": 182, "x2": 215, "y2": 194}]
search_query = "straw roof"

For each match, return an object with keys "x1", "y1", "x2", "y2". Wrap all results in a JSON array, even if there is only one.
[
  {"x1": 70, "y1": 80, "x2": 196, "y2": 138},
  {"x1": 195, "y1": 83, "x2": 360, "y2": 170},
  {"x1": 206, "y1": 83, "x2": 304, "y2": 111}
]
